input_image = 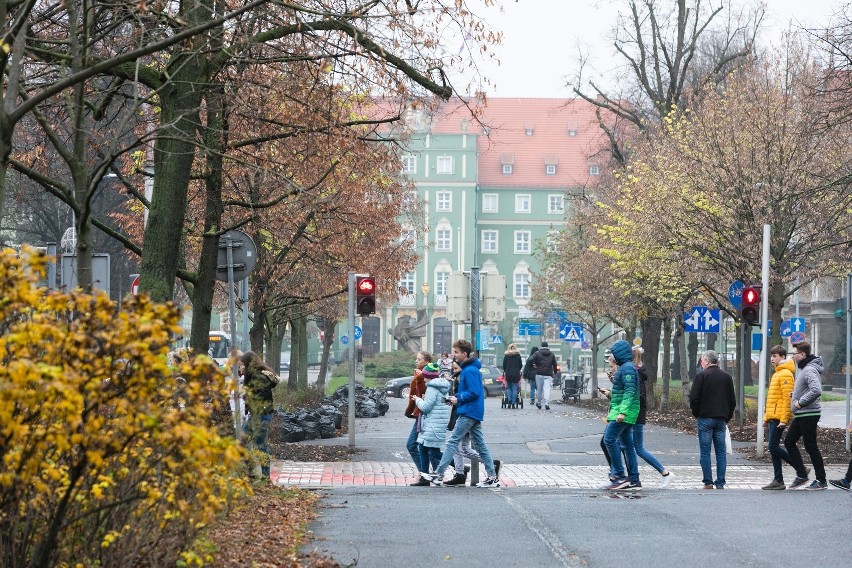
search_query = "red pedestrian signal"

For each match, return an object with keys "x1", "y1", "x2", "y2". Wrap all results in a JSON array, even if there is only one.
[
  {"x1": 741, "y1": 285, "x2": 761, "y2": 326},
  {"x1": 356, "y1": 276, "x2": 376, "y2": 316}
]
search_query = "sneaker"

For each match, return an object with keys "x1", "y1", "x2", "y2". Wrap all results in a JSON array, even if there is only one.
[
  {"x1": 802, "y1": 480, "x2": 827, "y2": 491},
  {"x1": 788, "y1": 476, "x2": 809, "y2": 489},
  {"x1": 703, "y1": 483, "x2": 715, "y2": 490},
  {"x1": 761, "y1": 480, "x2": 786, "y2": 490},
  {"x1": 444, "y1": 473, "x2": 467, "y2": 486},
  {"x1": 604, "y1": 478, "x2": 630, "y2": 490},
  {"x1": 626, "y1": 481, "x2": 642, "y2": 490},
  {"x1": 536, "y1": 403, "x2": 541, "y2": 409},
  {"x1": 829, "y1": 478, "x2": 850, "y2": 491},
  {"x1": 545, "y1": 405, "x2": 550, "y2": 410},
  {"x1": 659, "y1": 471, "x2": 675, "y2": 489},
  {"x1": 477, "y1": 476, "x2": 500, "y2": 488},
  {"x1": 493, "y1": 459, "x2": 502, "y2": 481},
  {"x1": 409, "y1": 478, "x2": 431, "y2": 486},
  {"x1": 420, "y1": 472, "x2": 444, "y2": 486}
]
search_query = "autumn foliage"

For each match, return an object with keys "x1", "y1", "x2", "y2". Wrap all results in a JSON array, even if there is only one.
[{"x1": 0, "y1": 249, "x2": 249, "y2": 567}]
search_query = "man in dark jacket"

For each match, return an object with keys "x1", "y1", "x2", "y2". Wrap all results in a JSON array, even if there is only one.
[
  {"x1": 527, "y1": 341, "x2": 557, "y2": 410},
  {"x1": 784, "y1": 341, "x2": 827, "y2": 490},
  {"x1": 689, "y1": 350, "x2": 736, "y2": 489}
]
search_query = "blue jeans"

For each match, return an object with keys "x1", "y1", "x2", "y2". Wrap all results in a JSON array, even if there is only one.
[
  {"x1": 243, "y1": 412, "x2": 273, "y2": 476},
  {"x1": 436, "y1": 415, "x2": 496, "y2": 477},
  {"x1": 767, "y1": 420, "x2": 792, "y2": 482},
  {"x1": 603, "y1": 420, "x2": 639, "y2": 483},
  {"x1": 633, "y1": 423, "x2": 665, "y2": 474},
  {"x1": 406, "y1": 420, "x2": 421, "y2": 469},
  {"x1": 697, "y1": 417, "x2": 727, "y2": 487},
  {"x1": 419, "y1": 444, "x2": 442, "y2": 472},
  {"x1": 506, "y1": 382, "x2": 519, "y2": 404},
  {"x1": 528, "y1": 378, "x2": 536, "y2": 402}
]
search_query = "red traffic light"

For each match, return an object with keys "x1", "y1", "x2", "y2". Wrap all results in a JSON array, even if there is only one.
[
  {"x1": 741, "y1": 285, "x2": 761, "y2": 325},
  {"x1": 742, "y1": 286, "x2": 761, "y2": 306},
  {"x1": 357, "y1": 277, "x2": 375, "y2": 294}
]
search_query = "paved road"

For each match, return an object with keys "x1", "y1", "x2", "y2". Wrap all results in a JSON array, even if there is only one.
[{"x1": 283, "y1": 391, "x2": 850, "y2": 567}]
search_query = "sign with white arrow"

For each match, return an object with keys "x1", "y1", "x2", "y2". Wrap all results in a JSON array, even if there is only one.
[
  {"x1": 684, "y1": 306, "x2": 721, "y2": 333},
  {"x1": 789, "y1": 317, "x2": 805, "y2": 333}
]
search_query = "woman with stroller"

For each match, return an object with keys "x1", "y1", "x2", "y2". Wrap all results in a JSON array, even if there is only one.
[{"x1": 502, "y1": 343, "x2": 523, "y2": 409}]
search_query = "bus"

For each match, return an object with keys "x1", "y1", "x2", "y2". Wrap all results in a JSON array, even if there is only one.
[{"x1": 208, "y1": 331, "x2": 231, "y2": 366}]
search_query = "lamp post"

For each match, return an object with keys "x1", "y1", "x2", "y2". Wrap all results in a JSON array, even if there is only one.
[{"x1": 421, "y1": 282, "x2": 430, "y2": 351}]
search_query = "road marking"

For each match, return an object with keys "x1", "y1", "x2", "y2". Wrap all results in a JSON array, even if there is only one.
[{"x1": 500, "y1": 492, "x2": 587, "y2": 567}]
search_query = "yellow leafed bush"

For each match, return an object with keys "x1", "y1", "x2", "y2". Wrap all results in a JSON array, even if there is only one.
[{"x1": 0, "y1": 248, "x2": 249, "y2": 567}]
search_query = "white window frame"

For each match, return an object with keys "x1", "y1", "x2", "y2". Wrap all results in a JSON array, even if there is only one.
[
  {"x1": 514, "y1": 230, "x2": 531, "y2": 254},
  {"x1": 436, "y1": 156, "x2": 454, "y2": 174},
  {"x1": 436, "y1": 191, "x2": 451, "y2": 212},
  {"x1": 399, "y1": 272, "x2": 415, "y2": 295},
  {"x1": 546, "y1": 164, "x2": 557, "y2": 175},
  {"x1": 436, "y1": 228, "x2": 452, "y2": 252},
  {"x1": 481, "y1": 230, "x2": 498, "y2": 254},
  {"x1": 589, "y1": 165, "x2": 600, "y2": 176},
  {"x1": 515, "y1": 194, "x2": 531, "y2": 214},
  {"x1": 513, "y1": 272, "x2": 530, "y2": 299},
  {"x1": 435, "y1": 270, "x2": 450, "y2": 296},
  {"x1": 401, "y1": 155, "x2": 417, "y2": 174},
  {"x1": 502, "y1": 164, "x2": 513, "y2": 175},
  {"x1": 548, "y1": 195, "x2": 564, "y2": 214},
  {"x1": 482, "y1": 193, "x2": 498, "y2": 213}
]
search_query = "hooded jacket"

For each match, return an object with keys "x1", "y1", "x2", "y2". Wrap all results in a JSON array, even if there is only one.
[
  {"x1": 791, "y1": 355, "x2": 823, "y2": 416},
  {"x1": 502, "y1": 351, "x2": 523, "y2": 383},
  {"x1": 528, "y1": 347, "x2": 557, "y2": 377},
  {"x1": 764, "y1": 358, "x2": 795, "y2": 424},
  {"x1": 415, "y1": 376, "x2": 452, "y2": 448},
  {"x1": 606, "y1": 340, "x2": 640, "y2": 424},
  {"x1": 456, "y1": 357, "x2": 485, "y2": 422}
]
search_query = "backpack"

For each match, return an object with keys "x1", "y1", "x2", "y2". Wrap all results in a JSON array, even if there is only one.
[{"x1": 260, "y1": 369, "x2": 280, "y2": 386}]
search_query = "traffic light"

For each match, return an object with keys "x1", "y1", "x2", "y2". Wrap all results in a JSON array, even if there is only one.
[
  {"x1": 356, "y1": 275, "x2": 376, "y2": 316},
  {"x1": 741, "y1": 285, "x2": 761, "y2": 326}
]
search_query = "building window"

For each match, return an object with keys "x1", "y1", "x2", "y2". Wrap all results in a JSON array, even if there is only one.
[
  {"x1": 515, "y1": 194, "x2": 531, "y2": 214},
  {"x1": 436, "y1": 156, "x2": 454, "y2": 174},
  {"x1": 436, "y1": 228, "x2": 452, "y2": 251},
  {"x1": 435, "y1": 271, "x2": 449, "y2": 296},
  {"x1": 481, "y1": 230, "x2": 498, "y2": 253},
  {"x1": 568, "y1": 128, "x2": 577, "y2": 137},
  {"x1": 401, "y1": 155, "x2": 416, "y2": 174},
  {"x1": 548, "y1": 195, "x2": 564, "y2": 214},
  {"x1": 482, "y1": 193, "x2": 498, "y2": 213},
  {"x1": 399, "y1": 272, "x2": 415, "y2": 295},
  {"x1": 514, "y1": 230, "x2": 531, "y2": 254},
  {"x1": 589, "y1": 165, "x2": 600, "y2": 176},
  {"x1": 436, "y1": 191, "x2": 451, "y2": 212},
  {"x1": 502, "y1": 164, "x2": 513, "y2": 175},
  {"x1": 513, "y1": 272, "x2": 530, "y2": 298},
  {"x1": 546, "y1": 164, "x2": 557, "y2": 175}
]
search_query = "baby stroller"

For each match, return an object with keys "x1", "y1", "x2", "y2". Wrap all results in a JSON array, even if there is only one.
[{"x1": 500, "y1": 375, "x2": 523, "y2": 409}]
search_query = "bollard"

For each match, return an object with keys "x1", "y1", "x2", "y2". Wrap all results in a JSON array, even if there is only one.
[{"x1": 469, "y1": 457, "x2": 480, "y2": 486}]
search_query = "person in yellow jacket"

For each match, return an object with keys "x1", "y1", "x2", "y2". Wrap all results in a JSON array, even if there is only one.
[{"x1": 761, "y1": 345, "x2": 796, "y2": 490}]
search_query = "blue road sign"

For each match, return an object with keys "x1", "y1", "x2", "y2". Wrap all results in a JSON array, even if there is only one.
[
  {"x1": 545, "y1": 311, "x2": 569, "y2": 324},
  {"x1": 728, "y1": 280, "x2": 745, "y2": 310},
  {"x1": 684, "y1": 307, "x2": 721, "y2": 333},
  {"x1": 491, "y1": 335, "x2": 503, "y2": 345},
  {"x1": 752, "y1": 333, "x2": 762, "y2": 351},
  {"x1": 476, "y1": 330, "x2": 490, "y2": 351},
  {"x1": 780, "y1": 320, "x2": 792, "y2": 337},
  {"x1": 340, "y1": 334, "x2": 349, "y2": 345},
  {"x1": 559, "y1": 322, "x2": 585, "y2": 342},
  {"x1": 581, "y1": 340, "x2": 590, "y2": 350},
  {"x1": 789, "y1": 317, "x2": 806, "y2": 333},
  {"x1": 519, "y1": 321, "x2": 543, "y2": 336},
  {"x1": 354, "y1": 325, "x2": 362, "y2": 340},
  {"x1": 790, "y1": 331, "x2": 806, "y2": 344}
]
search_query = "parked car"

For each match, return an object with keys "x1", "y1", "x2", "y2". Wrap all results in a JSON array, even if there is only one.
[{"x1": 384, "y1": 365, "x2": 504, "y2": 398}]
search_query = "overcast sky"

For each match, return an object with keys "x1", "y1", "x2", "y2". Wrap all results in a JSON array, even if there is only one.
[{"x1": 458, "y1": 0, "x2": 846, "y2": 98}]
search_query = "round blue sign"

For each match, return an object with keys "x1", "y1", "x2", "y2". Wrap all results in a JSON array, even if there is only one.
[
  {"x1": 728, "y1": 280, "x2": 745, "y2": 310},
  {"x1": 340, "y1": 335, "x2": 349, "y2": 345}
]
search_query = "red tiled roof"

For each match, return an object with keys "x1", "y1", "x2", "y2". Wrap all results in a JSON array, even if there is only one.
[{"x1": 430, "y1": 98, "x2": 612, "y2": 188}]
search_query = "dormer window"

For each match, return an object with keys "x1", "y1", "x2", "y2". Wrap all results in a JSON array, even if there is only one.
[
  {"x1": 544, "y1": 155, "x2": 558, "y2": 176},
  {"x1": 500, "y1": 153, "x2": 515, "y2": 175},
  {"x1": 589, "y1": 165, "x2": 600, "y2": 176},
  {"x1": 546, "y1": 165, "x2": 556, "y2": 175},
  {"x1": 503, "y1": 164, "x2": 513, "y2": 175},
  {"x1": 524, "y1": 121, "x2": 535, "y2": 136},
  {"x1": 568, "y1": 128, "x2": 577, "y2": 137}
]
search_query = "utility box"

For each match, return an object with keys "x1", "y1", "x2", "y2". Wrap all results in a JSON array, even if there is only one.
[
  {"x1": 481, "y1": 273, "x2": 506, "y2": 322},
  {"x1": 445, "y1": 271, "x2": 470, "y2": 322}
]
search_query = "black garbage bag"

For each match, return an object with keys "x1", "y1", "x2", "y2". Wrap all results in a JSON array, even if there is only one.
[
  {"x1": 319, "y1": 415, "x2": 337, "y2": 438},
  {"x1": 295, "y1": 409, "x2": 321, "y2": 440},
  {"x1": 319, "y1": 404, "x2": 343, "y2": 429},
  {"x1": 356, "y1": 398, "x2": 380, "y2": 418},
  {"x1": 279, "y1": 419, "x2": 306, "y2": 442}
]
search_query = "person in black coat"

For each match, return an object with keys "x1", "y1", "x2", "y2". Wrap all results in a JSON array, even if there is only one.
[
  {"x1": 502, "y1": 343, "x2": 523, "y2": 408},
  {"x1": 689, "y1": 350, "x2": 736, "y2": 489}
]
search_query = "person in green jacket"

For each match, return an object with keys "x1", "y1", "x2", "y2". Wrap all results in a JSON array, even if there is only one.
[{"x1": 602, "y1": 339, "x2": 641, "y2": 490}]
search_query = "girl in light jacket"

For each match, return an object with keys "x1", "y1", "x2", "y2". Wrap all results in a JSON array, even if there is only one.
[{"x1": 413, "y1": 363, "x2": 452, "y2": 474}]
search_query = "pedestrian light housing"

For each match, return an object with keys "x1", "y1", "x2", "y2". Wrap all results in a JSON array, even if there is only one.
[
  {"x1": 741, "y1": 285, "x2": 761, "y2": 326},
  {"x1": 356, "y1": 276, "x2": 377, "y2": 316}
]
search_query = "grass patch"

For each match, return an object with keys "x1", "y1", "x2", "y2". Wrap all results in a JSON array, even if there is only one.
[
  {"x1": 743, "y1": 385, "x2": 846, "y2": 402},
  {"x1": 323, "y1": 375, "x2": 379, "y2": 395}
]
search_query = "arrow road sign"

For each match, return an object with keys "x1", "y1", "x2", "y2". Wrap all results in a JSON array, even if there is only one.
[
  {"x1": 519, "y1": 321, "x2": 543, "y2": 336},
  {"x1": 354, "y1": 325, "x2": 362, "y2": 340},
  {"x1": 340, "y1": 334, "x2": 349, "y2": 345},
  {"x1": 684, "y1": 307, "x2": 721, "y2": 333},
  {"x1": 780, "y1": 320, "x2": 792, "y2": 337},
  {"x1": 790, "y1": 317, "x2": 805, "y2": 333}
]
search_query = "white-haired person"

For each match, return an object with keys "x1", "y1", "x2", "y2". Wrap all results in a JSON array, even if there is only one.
[{"x1": 631, "y1": 345, "x2": 674, "y2": 488}]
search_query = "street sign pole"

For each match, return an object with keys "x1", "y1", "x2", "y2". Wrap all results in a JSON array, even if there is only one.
[
  {"x1": 348, "y1": 271, "x2": 356, "y2": 448},
  {"x1": 845, "y1": 273, "x2": 850, "y2": 451},
  {"x1": 225, "y1": 236, "x2": 241, "y2": 435},
  {"x1": 471, "y1": 266, "x2": 480, "y2": 351},
  {"x1": 756, "y1": 224, "x2": 770, "y2": 457}
]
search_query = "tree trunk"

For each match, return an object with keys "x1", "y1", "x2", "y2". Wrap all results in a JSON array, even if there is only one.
[
  {"x1": 317, "y1": 323, "x2": 336, "y2": 392},
  {"x1": 687, "y1": 332, "x2": 699, "y2": 382},
  {"x1": 661, "y1": 316, "x2": 672, "y2": 412},
  {"x1": 288, "y1": 316, "x2": 302, "y2": 390},
  {"x1": 641, "y1": 317, "x2": 662, "y2": 411},
  {"x1": 294, "y1": 315, "x2": 309, "y2": 389},
  {"x1": 267, "y1": 322, "x2": 286, "y2": 374},
  {"x1": 678, "y1": 320, "x2": 690, "y2": 409},
  {"x1": 671, "y1": 328, "x2": 681, "y2": 381}
]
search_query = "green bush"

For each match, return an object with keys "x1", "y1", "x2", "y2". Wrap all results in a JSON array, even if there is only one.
[{"x1": 331, "y1": 350, "x2": 417, "y2": 379}]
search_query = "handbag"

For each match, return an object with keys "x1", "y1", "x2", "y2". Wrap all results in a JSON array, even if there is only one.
[
  {"x1": 724, "y1": 425, "x2": 733, "y2": 455},
  {"x1": 415, "y1": 414, "x2": 423, "y2": 433}
]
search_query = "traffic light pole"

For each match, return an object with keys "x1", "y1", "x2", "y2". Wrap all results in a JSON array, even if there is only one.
[
  {"x1": 756, "y1": 224, "x2": 771, "y2": 458},
  {"x1": 347, "y1": 271, "x2": 356, "y2": 448},
  {"x1": 845, "y1": 273, "x2": 850, "y2": 451},
  {"x1": 471, "y1": 266, "x2": 480, "y2": 351}
]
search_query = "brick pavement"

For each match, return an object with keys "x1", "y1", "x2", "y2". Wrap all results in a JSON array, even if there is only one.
[{"x1": 271, "y1": 460, "x2": 848, "y2": 490}]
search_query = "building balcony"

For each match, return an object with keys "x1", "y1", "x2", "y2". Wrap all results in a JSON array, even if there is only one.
[
  {"x1": 398, "y1": 294, "x2": 416, "y2": 307},
  {"x1": 434, "y1": 294, "x2": 447, "y2": 306}
]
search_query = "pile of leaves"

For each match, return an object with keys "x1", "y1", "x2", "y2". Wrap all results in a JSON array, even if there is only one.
[{"x1": 568, "y1": 397, "x2": 851, "y2": 464}]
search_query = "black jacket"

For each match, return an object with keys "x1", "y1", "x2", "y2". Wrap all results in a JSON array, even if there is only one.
[
  {"x1": 636, "y1": 365, "x2": 649, "y2": 424},
  {"x1": 689, "y1": 365, "x2": 736, "y2": 421},
  {"x1": 502, "y1": 353, "x2": 523, "y2": 383},
  {"x1": 528, "y1": 348, "x2": 557, "y2": 377}
]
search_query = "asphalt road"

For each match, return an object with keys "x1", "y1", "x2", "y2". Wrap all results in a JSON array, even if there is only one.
[{"x1": 300, "y1": 391, "x2": 851, "y2": 567}]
